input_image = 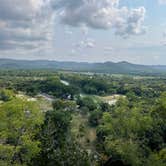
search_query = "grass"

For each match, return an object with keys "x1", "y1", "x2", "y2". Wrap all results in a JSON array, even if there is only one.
[
  {"x1": 98, "y1": 94, "x2": 125, "y2": 105},
  {"x1": 16, "y1": 92, "x2": 53, "y2": 112},
  {"x1": 71, "y1": 113, "x2": 96, "y2": 152}
]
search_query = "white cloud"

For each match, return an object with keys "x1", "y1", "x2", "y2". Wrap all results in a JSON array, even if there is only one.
[
  {"x1": 75, "y1": 38, "x2": 95, "y2": 49},
  {"x1": 0, "y1": 0, "x2": 54, "y2": 52},
  {"x1": 53, "y1": 0, "x2": 146, "y2": 37},
  {"x1": 163, "y1": 30, "x2": 166, "y2": 37},
  {"x1": 161, "y1": 40, "x2": 166, "y2": 46},
  {"x1": 80, "y1": 25, "x2": 89, "y2": 35},
  {"x1": 159, "y1": 0, "x2": 166, "y2": 4},
  {"x1": 153, "y1": 55, "x2": 159, "y2": 60},
  {"x1": 104, "y1": 46, "x2": 113, "y2": 52},
  {"x1": 65, "y1": 29, "x2": 73, "y2": 35}
]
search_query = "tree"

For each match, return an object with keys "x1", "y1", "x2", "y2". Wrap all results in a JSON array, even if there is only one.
[
  {"x1": 97, "y1": 98, "x2": 154, "y2": 166},
  {"x1": 37, "y1": 109, "x2": 90, "y2": 166},
  {"x1": 52, "y1": 99, "x2": 76, "y2": 111},
  {"x1": 0, "y1": 98, "x2": 44, "y2": 165},
  {"x1": 88, "y1": 109, "x2": 102, "y2": 127},
  {"x1": 0, "y1": 89, "x2": 15, "y2": 102},
  {"x1": 77, "y1": 96, "x2": 97, "y2": 111}
]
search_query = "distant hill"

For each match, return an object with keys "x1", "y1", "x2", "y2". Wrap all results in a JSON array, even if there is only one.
[{"x1": 0, "y1": 58, "x2": 166, "y2": 74}]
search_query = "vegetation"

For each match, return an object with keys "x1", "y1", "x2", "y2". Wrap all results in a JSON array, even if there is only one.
[
  {"x1": 0, "y1": 70, "x2": 166, "y2": 165},
  {"x1": 0, "y1": 98, "x2": 43, "y2": 165}
]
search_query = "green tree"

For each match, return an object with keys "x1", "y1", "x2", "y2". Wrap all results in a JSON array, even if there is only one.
[
  {"x1": 0, "y1": 89, "x2": 15, "y2": 102},
  {"x1": 97, "y1": 98, "x2": 154, "y2": 166},
  {"x1": 0, "y1": 98, "x2": 44, "y2": 165},
  {"x1": 37, "y1": 109, "x2": 90, "y2": 166},
  {"x1": 88, "y1": 109, "x2": 102, "y2": 127},
  {"x1": 52, "y1": 99, "x2": 76, "y2": 111},
  {"x1": 77, "y1": 96, "x2": 97, "y2": 111}
]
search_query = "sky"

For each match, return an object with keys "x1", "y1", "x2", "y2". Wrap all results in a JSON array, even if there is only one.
[{"x1": 0, "y1": 0, "x2": 166, "y2": 65}]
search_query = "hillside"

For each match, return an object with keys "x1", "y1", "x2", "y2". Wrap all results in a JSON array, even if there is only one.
[{"x1": 0, "y1": 59, "x2": 166, "y2": 74}]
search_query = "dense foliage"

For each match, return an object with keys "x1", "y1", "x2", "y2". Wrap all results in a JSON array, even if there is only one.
[
  {"x1": 0, "y1": 70, "x2": 166, "y2": 165},
  {"x1": 0, "y1": 97, "x2": 43, "y2": 165}
]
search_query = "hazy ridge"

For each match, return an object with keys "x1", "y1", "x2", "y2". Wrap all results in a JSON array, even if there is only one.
[{"x1": 0, "y1": 59, "x2": 166, "y2": 74}]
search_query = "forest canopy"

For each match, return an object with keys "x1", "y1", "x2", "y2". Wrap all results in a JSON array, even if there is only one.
[{"x1": 0, "y1": 70, "x2": 166, "y2": 166}]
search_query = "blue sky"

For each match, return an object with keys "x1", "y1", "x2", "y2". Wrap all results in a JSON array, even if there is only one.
[{"x1": 0, "y1": 0, "x2": 166, "y2": 65}]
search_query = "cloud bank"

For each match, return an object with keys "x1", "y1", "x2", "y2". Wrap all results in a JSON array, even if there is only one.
[
  {"x1": 0, "y1": 0, "x2": 53, "y2": 52},
  {"x1": 53, "y1": 0, "x2": 146, "y2": 37},
  {"x1": 0, "y1": 0, "x2": 147, "y2": 58}
]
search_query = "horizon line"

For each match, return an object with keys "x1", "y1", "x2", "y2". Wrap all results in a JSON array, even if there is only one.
[{"x1": 0, "y1": 58, "x2": 165, "y2": 66}]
